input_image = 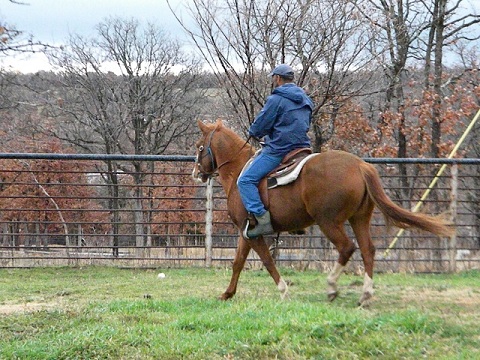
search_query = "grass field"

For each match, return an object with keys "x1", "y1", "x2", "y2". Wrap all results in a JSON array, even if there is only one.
[{"x1": 0, "y1": 266, "x2": 479, "y2": 359}]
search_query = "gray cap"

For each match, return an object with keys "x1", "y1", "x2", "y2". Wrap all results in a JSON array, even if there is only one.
[{"x1": 269, "y1": 64, "x2": 294, "y2": 78}]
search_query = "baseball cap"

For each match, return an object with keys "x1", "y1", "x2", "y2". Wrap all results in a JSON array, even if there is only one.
[{"x1": 269, "y1": 64, "x2": 294, "y2": 78}]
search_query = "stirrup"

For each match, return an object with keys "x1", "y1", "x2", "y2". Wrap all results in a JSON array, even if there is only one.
[
  {"x1": 242, "y1": 215, "x2": 260, "y2": 240},
  {"x1": 242, "y1": 219, "x2": 253, "y2": 239}
]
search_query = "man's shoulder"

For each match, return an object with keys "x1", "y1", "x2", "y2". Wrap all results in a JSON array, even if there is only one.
[{"x1": 264, "y1": 93, "x2": 283, "y2": 106}]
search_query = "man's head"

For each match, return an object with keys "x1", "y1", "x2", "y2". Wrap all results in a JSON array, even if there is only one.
[{"x1": 269, "y1": 64, "x2": 294, "y2": 87}]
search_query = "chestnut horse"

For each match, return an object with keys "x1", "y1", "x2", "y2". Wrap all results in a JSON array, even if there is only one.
[{"x1": 192, "y1": 120, "x2": 453, "y2": 306}]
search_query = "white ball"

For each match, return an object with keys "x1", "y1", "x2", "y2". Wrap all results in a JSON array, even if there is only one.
[{"x1": 157, "y1": 272, "x2": 166, "y2": 279}]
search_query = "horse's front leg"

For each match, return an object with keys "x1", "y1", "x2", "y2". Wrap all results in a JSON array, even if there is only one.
[
  {"x1": 327, "y1": 261, "x2": 346, "y2": 301},
  {"x1": 220, "y1": 235, "x2": 251, "y2": 300},
  {"x1": 249, "y1": 237, "x2": 289, "y2": 300}
]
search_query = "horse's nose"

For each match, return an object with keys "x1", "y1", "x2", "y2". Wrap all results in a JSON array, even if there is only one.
[
  {"x1": 191, "y1": 163, "x2": 202, "y2": 182},
  {"x1": 191, "y1": 164, "x2": 198, "y2": 179}
]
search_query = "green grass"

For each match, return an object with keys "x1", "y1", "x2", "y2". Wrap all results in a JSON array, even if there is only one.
[{"x1": 1, "y1": 267, "x2": 479, "y2": 359}]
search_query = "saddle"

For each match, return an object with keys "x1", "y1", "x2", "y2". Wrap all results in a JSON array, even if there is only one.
[
  {"x1": 266, "y1": 148, "x2": 313, "y2": 189},
  {"x1": 255, "y1": 148, "x2": 315, "y2": 210}
]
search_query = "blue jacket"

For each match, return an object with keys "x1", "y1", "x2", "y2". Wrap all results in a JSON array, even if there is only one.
[{"x1": 249, "y1": 83, "x2": 314, "y2": 156}]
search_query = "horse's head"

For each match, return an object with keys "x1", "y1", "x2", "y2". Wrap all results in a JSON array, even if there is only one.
[{"x1": 192, "y1": 120, "x2": 221, "y2": 183}]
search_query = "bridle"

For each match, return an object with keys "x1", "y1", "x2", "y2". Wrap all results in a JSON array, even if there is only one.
[
  {"x1": 195, "y1": 127, "x2": 252, "y2": 179},
  {"x1": 196, "y1": 127, "x2": 218, "y2": 177}
]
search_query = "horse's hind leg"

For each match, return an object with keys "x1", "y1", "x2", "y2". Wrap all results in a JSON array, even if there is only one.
[
  {"x1": 319, "y1": 223, "x2": 356, "y2": 302},
  {"x1": 249, "y1": 237, "x2": 289, "y2": 300},
  {"x1": 349, "y1": 213, "x2": 376, "y2": 307},
  {"x1": 220, "y1": 236, "x2": 251, "y2": 300}
]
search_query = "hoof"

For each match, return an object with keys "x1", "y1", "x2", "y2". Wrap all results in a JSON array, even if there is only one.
[
  {"x1": 327, "y1": 291, "x2": 338, "y2": 302},
  {"x1": 358, "y1": 292, "x2": 373, "y2": 307},
  {"x1": 219, "y1": 292, "x2": 233, "y2": 301}
]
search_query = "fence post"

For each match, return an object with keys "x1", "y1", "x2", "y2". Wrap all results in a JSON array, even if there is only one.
[
  {"x1": 449, "y1": 163, "x2": 458, "y2": 273},
  {"x1": 205, "y1": 179, "x2": 213, "y2": 267}
]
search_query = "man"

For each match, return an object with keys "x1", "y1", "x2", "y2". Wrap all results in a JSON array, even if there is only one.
[{"x1": 237, "y1": 64, "x2": 314, "y2": 239}]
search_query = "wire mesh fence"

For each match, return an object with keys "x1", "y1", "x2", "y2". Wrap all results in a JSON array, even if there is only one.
[{"x1": 0, "y1": 154, "x2": 478, "y2": 273}]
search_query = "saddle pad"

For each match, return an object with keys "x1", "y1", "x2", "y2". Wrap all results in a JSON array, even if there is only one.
[{"x1": 267, "y1": 153, "x2": 318, "y2": 189}]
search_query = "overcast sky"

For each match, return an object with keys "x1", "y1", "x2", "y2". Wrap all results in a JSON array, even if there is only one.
[
  {"x1": 1, "y1": 0, "x2": 479, "y2": 73},
  {"x1": 1, "y1": 0, "x2": 190, "y2": 73}
]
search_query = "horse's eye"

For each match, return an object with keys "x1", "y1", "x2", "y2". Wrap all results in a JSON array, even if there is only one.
[{"x1": 198, "y1": 145, "x2": 204, "y2": 152}]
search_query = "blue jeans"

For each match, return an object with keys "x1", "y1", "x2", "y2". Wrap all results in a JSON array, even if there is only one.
[{"x1": 237, "y1": 151, "x2": 283, "y2": 216}]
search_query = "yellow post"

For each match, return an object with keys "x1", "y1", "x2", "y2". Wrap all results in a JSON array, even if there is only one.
[{"x1": 383, "y1": 108, "x2": 480, "y2": 257}]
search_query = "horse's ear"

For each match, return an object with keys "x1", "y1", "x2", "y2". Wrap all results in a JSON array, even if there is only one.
[
  {"x1": 215, "y1": 119, "x2": 224, "y2": 128},
  {"x1": 197, "y1": 120, "x2": 209, "y2": 134}
]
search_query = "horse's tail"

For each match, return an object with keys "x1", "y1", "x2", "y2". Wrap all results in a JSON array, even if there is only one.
[{"x1": 358, "y1": 162, "x2": 454, "y2": 237}]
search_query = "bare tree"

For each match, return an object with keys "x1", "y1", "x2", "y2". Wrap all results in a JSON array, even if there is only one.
[
  {"x1": 1, "y1": 2, "x2": 52, "y2": 109},
  {"x1": 0, "y1": 22, "x2": 46, "y2": 57},
  {"x1": 45, "y1": 18, "x2": 204, "y2": 156},
  {"x1": 353, "y1": 0, "x2": 431, "y2": 203},
  {"x1": 172, "y1": 0, "x2": 377, "y2": 150},
  {"x1": 43, "y1": 17, "x2": 207, "y2": 255},
  {"x1": 353, "y1": 0, "x2": 480, "y2": 267},
  {"x1": 296, "y1": 0, "x2": 377, "y2": 151},
  {"x1": 422, "y1": 0, "x2": 480, "y2": 157},
  {"x1": 353, "y1": 0, "x2": 479, "y2": 198}
]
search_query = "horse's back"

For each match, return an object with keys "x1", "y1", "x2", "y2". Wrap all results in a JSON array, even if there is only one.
[
  {"x1": 314, "y1": 149, "x2": 363, "y2": 165},
  {"x1": 302, "y1": 150, "x2": 366, "y2": 187},
  {"x1": 269, "y1": 150, "x2": 369, "y2": 229}
]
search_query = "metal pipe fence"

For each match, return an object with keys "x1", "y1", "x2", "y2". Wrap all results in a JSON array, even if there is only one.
[{"x1": 0, "y1": 153, "x2": 478, "y2": 273}]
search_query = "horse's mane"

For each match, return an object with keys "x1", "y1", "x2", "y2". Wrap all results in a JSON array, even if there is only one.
[{"x1": 215, "y1": 121, "x2": 254, "y2": 154}]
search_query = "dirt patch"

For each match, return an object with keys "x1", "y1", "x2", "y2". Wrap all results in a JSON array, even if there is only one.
[
  {"x1": 401, "y1": 288, "x2": 480, "y2": 332},
  {"x1": 0, "y1": 302, "x2": 60, "y2": 315},
  {"x1": 404, "y1": 287, "x2": 478, "y2": 303}
]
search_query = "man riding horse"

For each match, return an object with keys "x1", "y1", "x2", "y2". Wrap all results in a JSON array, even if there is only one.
[{"x1": 237, "y1": 64, "x2": 314, "y2": 239}]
